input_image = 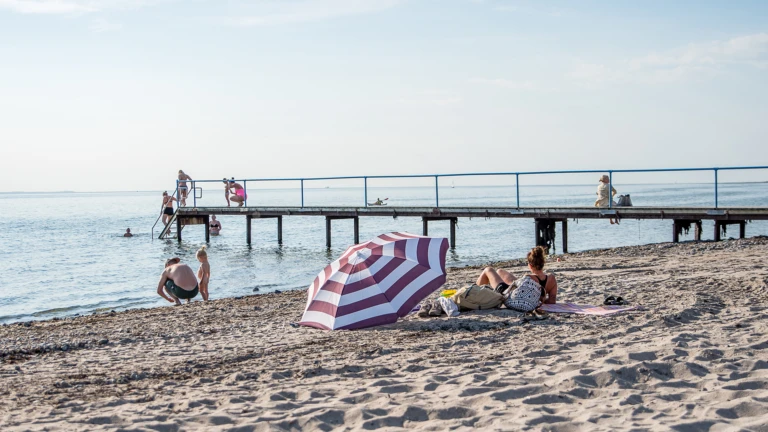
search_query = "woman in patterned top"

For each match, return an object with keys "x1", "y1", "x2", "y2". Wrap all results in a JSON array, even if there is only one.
[{"x1": 501, "y1": 246, "x2": 558, "y2": 312}]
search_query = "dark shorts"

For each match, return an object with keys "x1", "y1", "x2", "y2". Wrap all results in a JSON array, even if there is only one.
[
  {"x1": 164, "y1": 207, "x2": 174, "y2": 215},
  {"x1": 494, "y1": 282, "x2": 510, "y2": 294},
  {"x1": 165, "y1": 280, "x2": 199, "y2": 299}
]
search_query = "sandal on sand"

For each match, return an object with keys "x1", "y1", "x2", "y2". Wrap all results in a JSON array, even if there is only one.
[
  {"x1": 428, "y1": 300, "x2": 444, "y2": 317},
  {"x1": 417, "y1": 302, "x2": 432, "y2": 318},
  {"x1": 603, "y1": 295, "x2": 617, "y2": 305},
  {"x1": 533, "y1": 309, "x2": 549, "y2": 320},
  {"x1": 614, "y1": 296, "x2": 629, "y2": 306}
]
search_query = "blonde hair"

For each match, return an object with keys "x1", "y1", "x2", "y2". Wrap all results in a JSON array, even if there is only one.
[{"x1": 196, "y1": 245, "x2": 208, "y2": 259}]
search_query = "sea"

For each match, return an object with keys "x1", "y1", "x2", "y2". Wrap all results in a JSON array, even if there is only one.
[{"x1": 1, "y1": 182, "x2": 767, "y2": 324}]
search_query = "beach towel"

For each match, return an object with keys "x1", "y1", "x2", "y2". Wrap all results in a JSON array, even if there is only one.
[{"x1": 539, "y1": 303, "x2": 640, "y2": 316}]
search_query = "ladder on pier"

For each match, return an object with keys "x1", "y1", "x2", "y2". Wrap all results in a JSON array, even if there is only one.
[{"x1": 154, "y1": 211, "x2": 209, "y2": 240}]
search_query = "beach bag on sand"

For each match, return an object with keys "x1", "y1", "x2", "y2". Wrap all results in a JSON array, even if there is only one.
[
  {"x1": 437, "y1": 297, "x2": 460, "y2": 317},
  {"x1": 616, "y1": 194, "x2": 633, "y2": 207},
  {"x1": 503, "y1": 276, "x2": 543, "y2": 313},
  {"x1": 451, "y1": 284, "x2": 504, "y2": 311}
]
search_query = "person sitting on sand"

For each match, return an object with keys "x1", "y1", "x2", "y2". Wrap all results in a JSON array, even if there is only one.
[
  {"x1": 595, "y1": 174, "x2": 619, "y2": 224},
  {"x1": 196, "y1": 246, "x2": 211, "y2": 301},
  {"x1": 123, "y1": 228, "x2": 133, "y2": 237},
  {"x1": 501, "y1": 246, "x2": 558, "y2": 312},
  {"x1": 223, "y1": 178, "x2": 247, "y2": 207},
  {"x1": 209, "y1": 215, "x2": 222, "y2": 236},
  {"x1": 157, "y1": 257, "x2": 199, "y2": 305}
]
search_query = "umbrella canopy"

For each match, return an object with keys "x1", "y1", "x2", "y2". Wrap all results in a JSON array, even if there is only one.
[{"x1": 299, "y1": 232, "x2": 449, "y2": 330}]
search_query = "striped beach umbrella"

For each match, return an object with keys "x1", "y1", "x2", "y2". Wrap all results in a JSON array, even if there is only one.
[{"x1": 299, "y1": 232, "x2": 449, "y2": 330}]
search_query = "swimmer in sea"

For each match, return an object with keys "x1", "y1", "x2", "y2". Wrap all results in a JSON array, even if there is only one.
[
  {"x1": 209, "y1": 215, "x2": 221, "y2": 236},
  {"x1": 157, "y1": 257, "x2": 199, "y2": 305},
  {"x1": 123, "y1": 228, "x2": 133, "y2": 237}
]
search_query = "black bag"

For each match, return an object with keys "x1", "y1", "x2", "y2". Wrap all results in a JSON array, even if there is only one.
[{"x1": 616, "y1": 194, "x2": 633, "y2": 207}]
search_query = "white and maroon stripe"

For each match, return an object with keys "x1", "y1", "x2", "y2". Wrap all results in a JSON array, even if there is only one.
[{"x1": 300, "y1": 233, "x2": 448, "y2": 330}]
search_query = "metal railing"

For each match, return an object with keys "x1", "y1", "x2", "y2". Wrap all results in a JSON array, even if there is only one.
[{"x1": 175, "y1": 165, "x2": 768, "y2": 209}]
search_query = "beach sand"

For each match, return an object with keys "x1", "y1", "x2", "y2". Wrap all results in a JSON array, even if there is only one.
[{"x1": 2, "y1": 238, "x2": 768, "y2": 431}]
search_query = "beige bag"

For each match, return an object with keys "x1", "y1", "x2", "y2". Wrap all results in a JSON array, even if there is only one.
[{"x1": 451, "y1": 284, "x2": 504, "y2": 311}]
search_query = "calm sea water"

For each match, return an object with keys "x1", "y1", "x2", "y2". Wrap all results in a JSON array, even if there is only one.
[{"x1": 1, "y1": 182, "x2": 766, "y2": 323}]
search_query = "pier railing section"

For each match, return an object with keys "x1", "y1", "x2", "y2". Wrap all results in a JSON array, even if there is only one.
[{"x1": 177, "y1": 166, "x2": 768, "y2": 210}]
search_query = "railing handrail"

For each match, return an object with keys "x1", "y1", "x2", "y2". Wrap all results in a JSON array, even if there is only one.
[
  {"x1": 166, "y1": 165, "x2": 768, "y2": 184},
  {"x1": 163, "y1": 165, "x2": 767, "y2": 212}
]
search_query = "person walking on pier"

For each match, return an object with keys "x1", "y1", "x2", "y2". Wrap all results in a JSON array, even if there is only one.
[
  {"x1": 177, "y1": 170, "x2": 193, "y2": 206},
  {"x1": 160, "y1": 191, "x2": 177, "y2": 226},
  {"x1": 209, "y1": 215, "x2": 222, "y2": 235},
  {"x1": 223, "y1": 178, "x2": 247, "y2": 207},
  {"x1": 157, "y1": 257, "x2": 199, "y2": 305},
  {"x1": 595, "y1": 175, "x2": 619, "y2": 224}
]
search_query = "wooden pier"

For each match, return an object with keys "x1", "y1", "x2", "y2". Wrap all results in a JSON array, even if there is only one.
[{"x1": 158, "y1": 206, "x2": 768, "y2": 252}]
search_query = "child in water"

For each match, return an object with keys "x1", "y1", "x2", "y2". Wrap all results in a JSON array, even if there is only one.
[{"x1": 196, "y1": 246, "x2": 211, "y2": 301}]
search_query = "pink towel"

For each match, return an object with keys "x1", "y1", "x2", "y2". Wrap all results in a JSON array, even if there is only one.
[{"x1": 539, "y1": 303, "x2": 641, "y2": 316}]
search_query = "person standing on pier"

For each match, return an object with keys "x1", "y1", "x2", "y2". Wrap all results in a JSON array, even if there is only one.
[
  {"x1": 177, "y1": 170, "x2": 193, "y2": 206},
  {"x1": 595, "y1": 174, "x2": 619, "y2": 224}
]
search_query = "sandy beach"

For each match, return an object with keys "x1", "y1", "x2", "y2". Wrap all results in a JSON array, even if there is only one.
[{"x1": 2, "y1": 237, "x2": 768, "y2": 431}]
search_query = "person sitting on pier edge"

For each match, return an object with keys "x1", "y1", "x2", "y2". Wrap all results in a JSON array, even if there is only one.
[
  {"x1": 160, "y1": 191, "x2": 176, "y2": 226},
  {"x1": 123, "y1": 228, "x2": 133, "y2": 237},
  {"x1": 223, "y1": 178, "x2": 247, "y2": 207},
  {"x1": 475, "y1": 246, "x2": 557, "y2": 312},
  {"x1": 209, "y1": 215, "x2": 222, "y2": 236},
  {"x1": 157, "y1": 257, "x2": 199, "y2": 305},
  {"x1": 595, "y1": 174, "x2": 619, "y2": 225}
]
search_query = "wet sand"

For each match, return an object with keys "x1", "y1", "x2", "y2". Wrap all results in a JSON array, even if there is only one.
[{"x1": 2, "y1": 238, "x2": 768, "y2": 431}]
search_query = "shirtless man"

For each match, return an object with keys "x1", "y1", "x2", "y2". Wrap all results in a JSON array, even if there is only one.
[
  {"x1": 123, "y1": 228, "x2": 133, "y2": 237},
  {"x1": 157, "y1": 257, "x2": 199, "y2": 305},
  {"x1": 178, "y1": 170, "x2": 193, "y2": 206}
]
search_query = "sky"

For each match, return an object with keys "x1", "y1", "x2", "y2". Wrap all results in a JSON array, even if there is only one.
[{"x1": 1, "y1": 0, "x2": 767, "y2": 192}]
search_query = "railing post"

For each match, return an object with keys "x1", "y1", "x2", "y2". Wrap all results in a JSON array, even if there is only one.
[
  {"x1": 608, "y1": 171, "x2": 613, "y2": 208},
  {"x1": 243, "y1": 180, "x2": 248, "y2": 207},
  {"x1": 300, "y1": 179, "x2": 304, "y2": 208},
  {"x1": 175, "y1": 180, "x2": 180, "y2": 208},
  {"x1": 714, "y1": 168, "x2": 719, "y2": 209},
  {"x1": 515, "y1": 173, "x2": 520, "y2": 208},
  {"x1": 193, "y1": 181, "x2": 197, "y2": 208},
  {"x1": 435, "y1": 175, "x2": 439, "y2": 207},
  {"x1": 364, "y1": 177, "x2": 368, "y2": 207}
]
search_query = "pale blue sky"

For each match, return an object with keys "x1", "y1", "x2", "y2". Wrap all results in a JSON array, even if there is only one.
[{"x1": 1, "y1": 0, "x2": 767, "y2": 191}]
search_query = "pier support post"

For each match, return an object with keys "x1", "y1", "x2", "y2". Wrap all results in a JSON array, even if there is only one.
[
  {"x1": 562, "y1": 219, "x2": 568, "y2": 253},
  {"x1": 204, "y1": 215, "x2": 210, "y2": 243},
  {"x1": 740, "y1": 221, "x2": 746, "y2": 239},
  {"x1": 246, "y1": 215, "x2": 252, "y2": 245},
  {"x1": 326, "y1": 217, "x2": 332, "y2": 248},
  {"x1": 277, "y1": 216, "x2": 283, "y2": 245},
  {"x1": 450, "y1": 218, "x2": 456, "y2": 249},
  {"x1": 421, "y1": 217, "x2": 458, "y2": 247},
  {"x1": 176, "y1": 217, "x2": 182, "y2": 243},
  {"x1": 714, "y1": 221, "x2": 721, "y2": 242},
  {"x1": 353, "y1": 217, "x2": 359, "y2": 244},
  {"x1": 673, "y1": 219, "x2": 702, "y2": 243},
  {"x1": 714, "y1": 220, "x2": 747, "y2": 242}
]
